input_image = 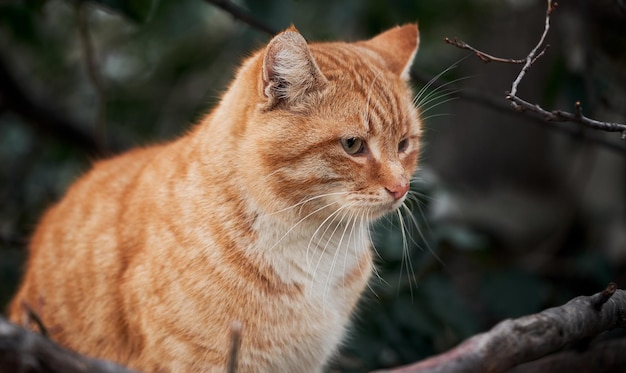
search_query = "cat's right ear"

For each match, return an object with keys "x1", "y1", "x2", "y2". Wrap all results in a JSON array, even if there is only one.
[{"x1": 261, "y1": 27, "x2": 328, "y2": 109}]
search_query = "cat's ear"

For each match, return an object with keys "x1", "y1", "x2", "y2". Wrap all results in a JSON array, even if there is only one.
[
  {"x1": 360, "y1": 24, "x2": 419, "y2": 81},
  {"x1": 261, "y1": 26, "x2": 328, "y2": 108}
]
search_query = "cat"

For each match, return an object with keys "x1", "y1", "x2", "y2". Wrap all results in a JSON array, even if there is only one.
[{"x1": 8, "y1": 24, "x2": 421, "y2": 372}]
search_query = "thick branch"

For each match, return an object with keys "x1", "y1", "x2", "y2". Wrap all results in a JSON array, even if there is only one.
[
  {"x1": 374, "y1": 284, "x2": 626, "y2": 373},
  {"x1": 508, "y1": 337, "x2": 626, "y2": 373},
  {"x1": 0, "y1": 317, "x2": 136, "y2": 373},
  {"x1": 202, "y1": 0, "x2": 277, "y2": 35}
]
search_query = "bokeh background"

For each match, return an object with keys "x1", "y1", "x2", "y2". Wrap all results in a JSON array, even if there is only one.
[{"x1": 1, "y1": 0, "x2": 625, "y2": 371}]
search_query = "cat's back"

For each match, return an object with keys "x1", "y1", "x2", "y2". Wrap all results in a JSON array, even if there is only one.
[
  {"x1": 8, "y1": 143, "x2": 165, "y2": 352},
  {"x1": 32, "y1": 143, "x2": 164, "y2": 253}
]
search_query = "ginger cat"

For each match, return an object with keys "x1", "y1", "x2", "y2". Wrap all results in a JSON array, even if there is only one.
[{"x1": 8, "y1": 24, "x2": 421, "y2": 372}]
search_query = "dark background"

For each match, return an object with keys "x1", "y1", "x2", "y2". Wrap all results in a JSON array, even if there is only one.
[{"x1": 1, "y1": 0, "x2": 625, "y2": 371}]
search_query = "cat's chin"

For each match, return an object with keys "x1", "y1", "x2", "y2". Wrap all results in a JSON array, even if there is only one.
[{"x1": 361, "y1": 198, "x2": 407, "y2": 221}]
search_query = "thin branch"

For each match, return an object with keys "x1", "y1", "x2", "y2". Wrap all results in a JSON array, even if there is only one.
[
  {"x1": 202, "y1": 0, "x2": 277, "y2": 35},
  {"x1": 20, "y1": 302, "x2": 49, "y2": 338},
  {"x1": 409, "y1": 72, "x2": 626, "y2": 153},
  {"x1": 77, "y1": 2, "x2": 108, "y2": 150},
  {"x1": 374, "y1": 284, "x2": 626, "y2": 373},
  {"x1": 591, "y1": 282, "x2": 617, "y2": 310},
  {"x1": 507, "y1": 95, "x2": 626, "y2": 136},
  {"x1": 444, "y1": 0, "x2": 626, "y2": 140},
  {"x1": 443, "y1": 37, "x2": 525, "y2": 64},
  {"x1": 227, "y1": 321, "x2": 242, "y2": 373},
  {"x1": 509, "y1": 0, "x2": 557, "y2": 98}
]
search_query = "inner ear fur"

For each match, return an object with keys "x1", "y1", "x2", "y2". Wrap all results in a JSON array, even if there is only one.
[{"x1": 261, "y1": 26, "x2": 328, "y2": 109}]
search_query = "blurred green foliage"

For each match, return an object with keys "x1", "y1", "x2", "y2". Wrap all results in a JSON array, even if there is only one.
[{"x1": 1, "y1": 0, "x2": 625, "y2": 371}]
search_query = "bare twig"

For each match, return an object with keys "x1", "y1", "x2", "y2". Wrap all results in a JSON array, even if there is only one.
[
  {"x1": 444, "y1": 37, "x2": 525, "y2": 64},
  {"x1": 509, "y1": 0, "x2": 557, "y2": 98},
  {"x1": 409, "y1": 72, "x2": 626, "y2": 152},
  {"x1": 590, "y1": 282, "x2": 617, "y2": 310},
  {"x1": 444, "y1": 0, "x2": 626, "y2": 139},
  {"x1": 20, "y1": 302, "x2": 49, "y2": 338},
  {"x1": 507, "y1": 95, "x2": 626, "y2": 135},
  {"x1": 202, "y1": 0, "x2": 277, "y2": 35},
  {"x1": 76, "y1": 2, "x2": 108, "y2": 150},
  {"x1": 227, "y1": 321, "x2": 243, "y2": 373},
  {"x1": 374, "y1": 284, "x2": 626, "y2": 373}
]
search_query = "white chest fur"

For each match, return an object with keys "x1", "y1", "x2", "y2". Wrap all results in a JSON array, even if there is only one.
[{"x1": 252, "y1": 213, "x2": 371, "y2": 297}]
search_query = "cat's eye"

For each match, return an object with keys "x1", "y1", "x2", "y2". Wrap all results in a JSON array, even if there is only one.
[
  {"x1": 398, "y1": 138, "x2": 409, "y2": 152},
  {"x1": 341, "y1": 137, "x2": 365, "y2": 155}
]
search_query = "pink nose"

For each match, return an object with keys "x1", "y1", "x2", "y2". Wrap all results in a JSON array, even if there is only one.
[{"x1": 385, "y1": 183, "x2": 409, "y2": 200}]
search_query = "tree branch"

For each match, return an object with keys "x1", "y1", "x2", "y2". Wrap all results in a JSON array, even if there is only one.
[
  {"x1": 508, "y1": 0, "x2": 557, "y2": 98},
  {"x1": 409, "y1": 72, "x2": 626, "y2": 153},
  {"x1": 202, "y1": 0, "x2": 278, "y2": 35},
  {"x1": 508, "y1": 337, "x2": 626, "y2": 373},
  {"x1": 77, "y1": 2, "x2": 108, "y2": 150},
  {"x1": 444, "y1": 0, "x2": 626, "y2": 139},
  {"x1": 443, "y1": 37, "x2": 526, "y2": 64},
  {"x1": 0, "y1": 316, "x2": 136, "y2": 373},
  {"x1": 227, "y1": 321, "x2": 242, "y2": 373},
  {"x1": 374, "y1": 283, "x2": 626, "y2": 373},
  {"x1": 506, "y1": 95, "x2": 626, "y2": 138},
  {"x1": 2, "y1": 285, "x2": 625, "y2": 372}
]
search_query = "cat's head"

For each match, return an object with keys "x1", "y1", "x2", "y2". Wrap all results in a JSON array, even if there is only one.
[{"x1": 239, "y1": 25, "x2": 421, "y2": 223}]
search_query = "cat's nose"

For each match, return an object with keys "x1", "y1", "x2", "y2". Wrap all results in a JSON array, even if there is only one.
[{"x1": 385, "y1": 182, "x2": 409, "y2": 200}]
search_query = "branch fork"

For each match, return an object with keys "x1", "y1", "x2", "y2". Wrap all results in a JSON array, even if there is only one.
[{"x1": 445, "y1": 0, "x2": 626, "y2": 139}]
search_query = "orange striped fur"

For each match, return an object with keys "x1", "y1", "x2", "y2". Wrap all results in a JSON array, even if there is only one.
[{"x1": 8, "y1": 24, "x2": 421, "y2": 372}]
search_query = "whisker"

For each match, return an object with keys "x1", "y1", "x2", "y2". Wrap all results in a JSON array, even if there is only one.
[
  {"x1": 417, "y1": 88, "x2": 461, "y2": 113},
  {"x1": 397, "y1": 206, "x2": 418, "y2": 300},
  {"x1": 413, "y1": 57, "x2": 468, "y2": 106},
  {"x1": 323, "y1": 209, "x2": 356, "y2": 306},
  {"x1": 418, "y1": 95, "x2": 460, "y2": 118},
  {"x1": 263, "y1": 191, "x2": 350, "y2": 217},
  {"x1": 305, "y1": 203, "x2": 353, "y2": 270},
  {"x1": 404, "y1": 198, "x2": 444, "y2": 267},
  {"x1": 406, "y1": 188, "x2": 434, "y2": 202},
  {"x1": 363, "y1": 210, "x2": 383, "y2": 298},
  {"x1": 268, "y1": 199, "x2": 341, "y2": 252},
  {"x1": 395, "y1": 208, "x2": 408, "y2": 297},
  {"x1": 367, "y1": 211, "x2": 387, "y2": 290},
  {"x1": 309, "y1": 202, "x2": 360, "y2": 280},
  {"x1": 414, "y1": 74, "x2": 474, "y2": 108}
]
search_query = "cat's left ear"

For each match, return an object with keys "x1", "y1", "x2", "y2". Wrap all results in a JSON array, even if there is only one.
[
  {"x1": 359, "y1": 24, "x2": 419, "y2": 81},
  {"x1": 261, "y1": 26, "x2": 328, "y2": 109}
]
